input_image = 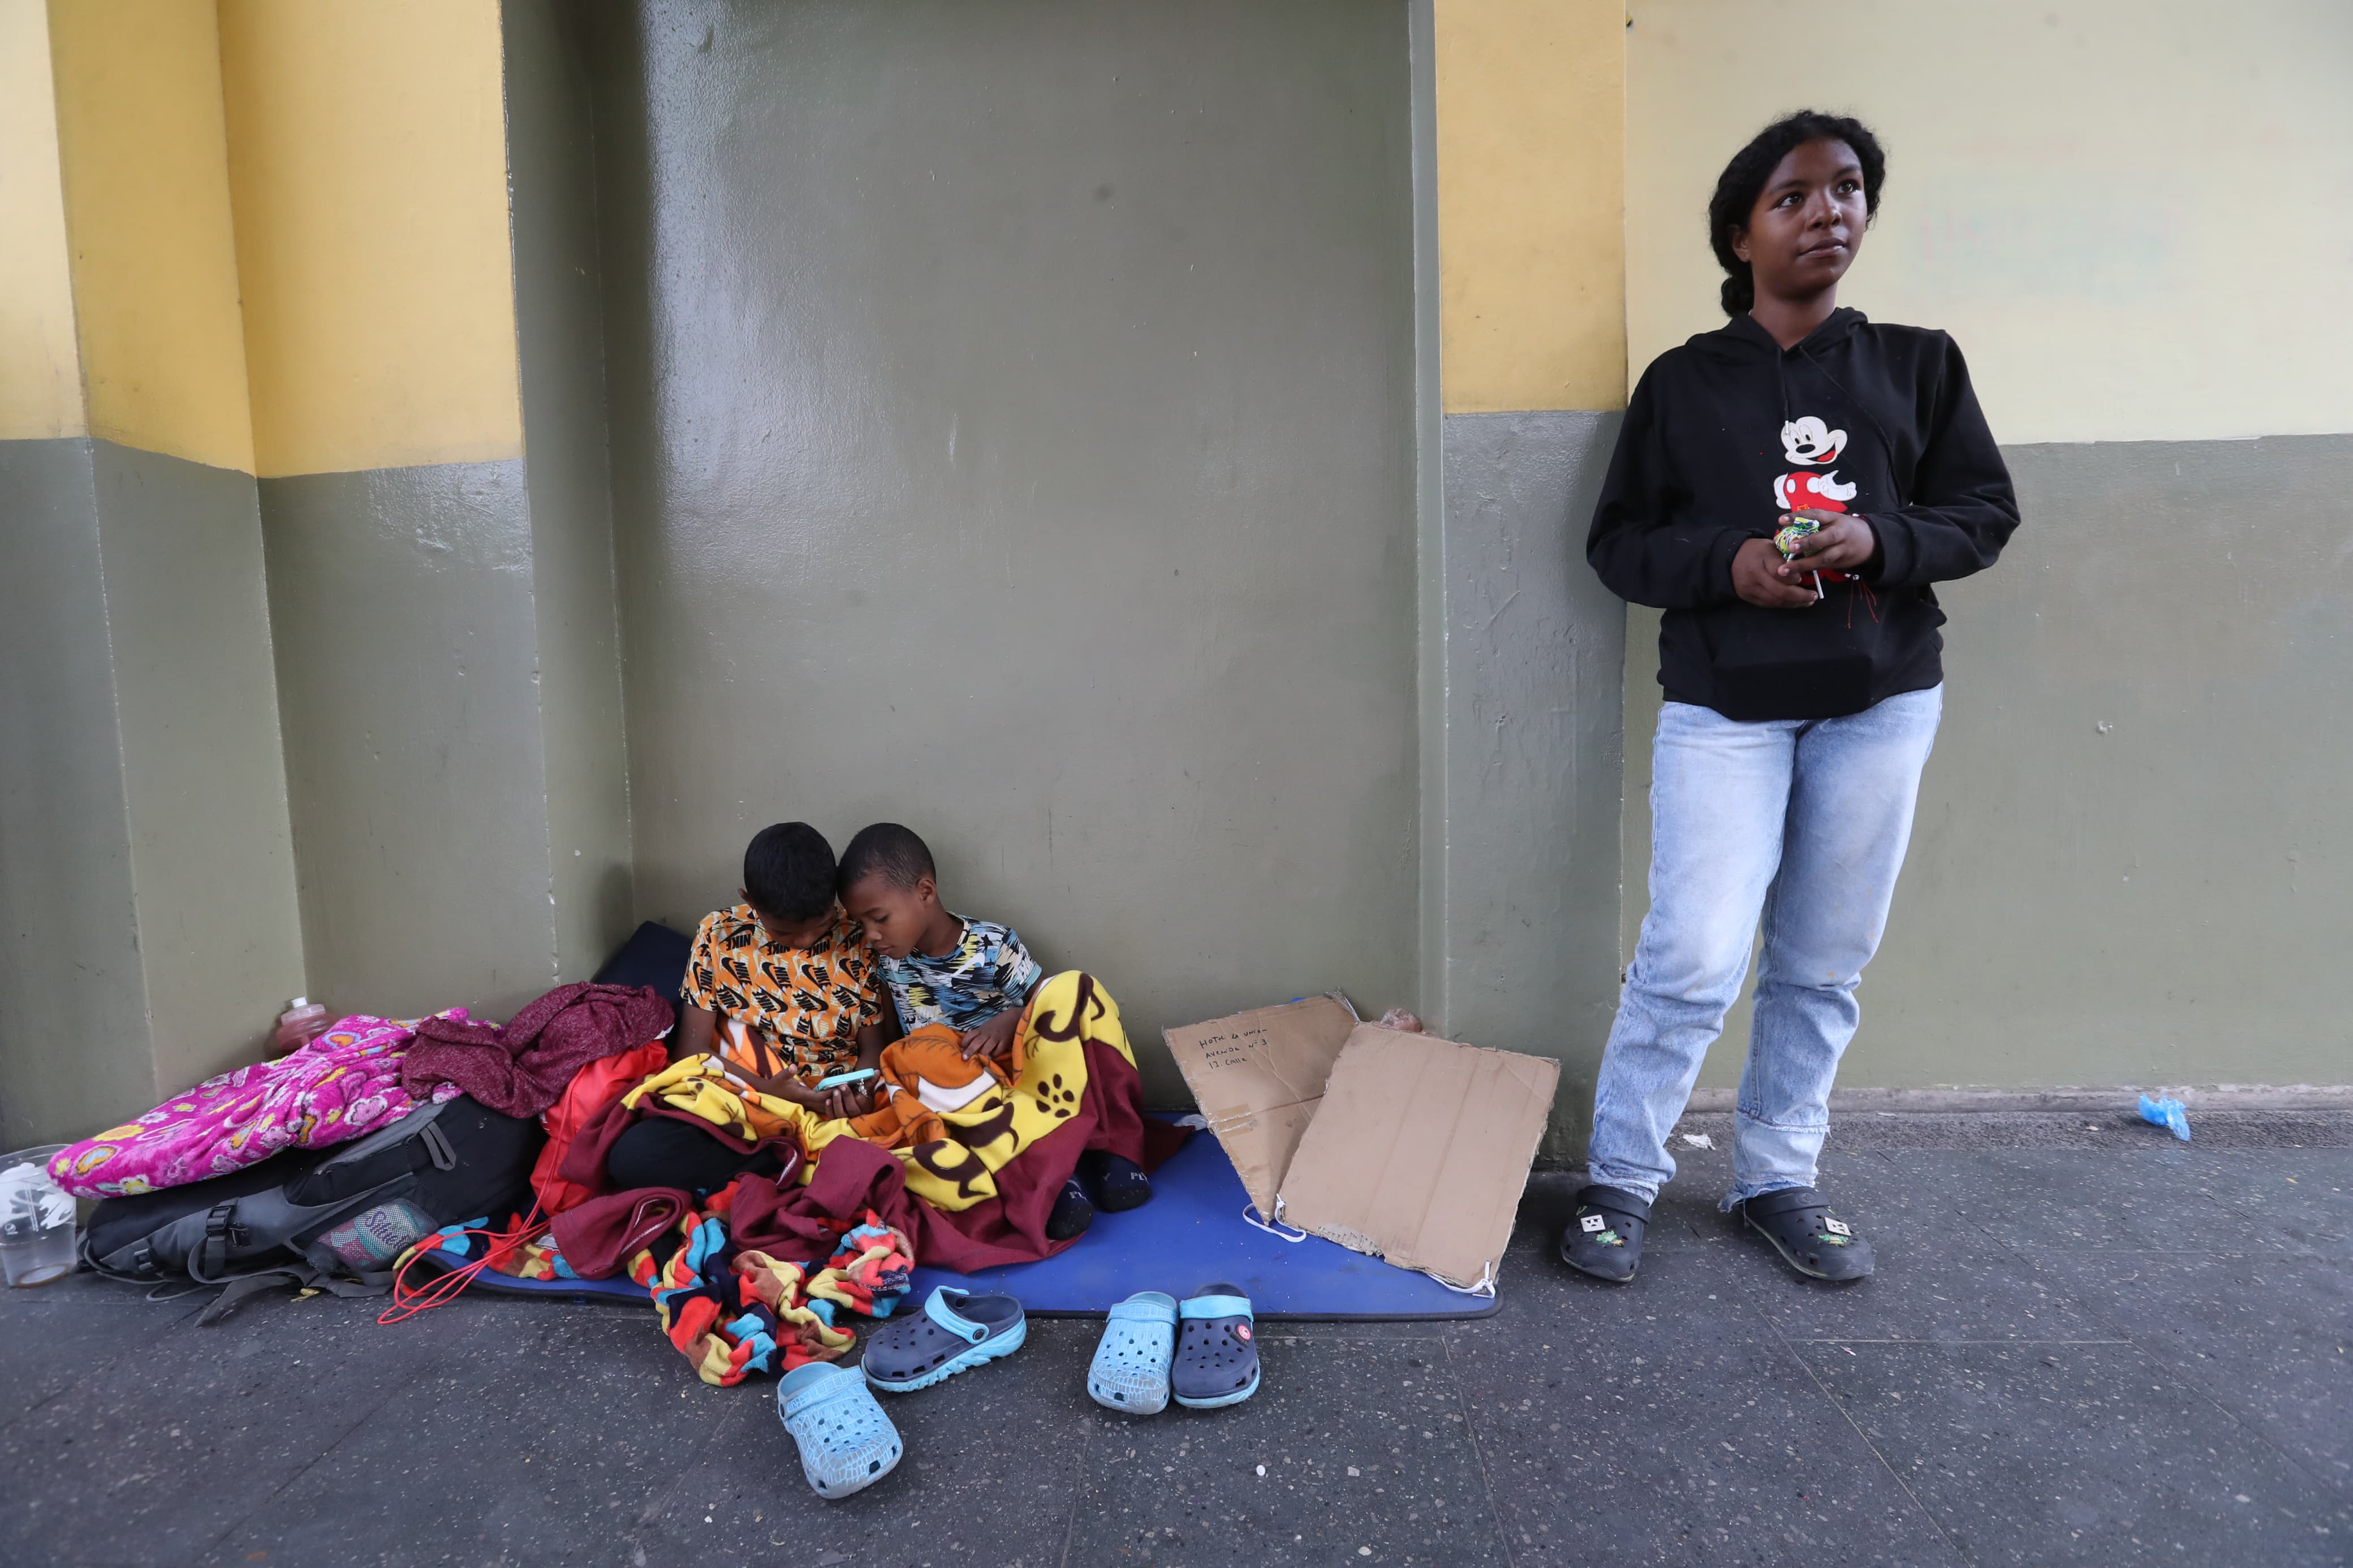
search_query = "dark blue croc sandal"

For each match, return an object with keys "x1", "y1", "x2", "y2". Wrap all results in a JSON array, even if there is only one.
[
  {"x1": 861, "y1": 1286, "x2": 1027, "y2": 1393},
  {"x1": 1559, "y1": 1183, "x2": 1650, "y2": 1284},
  {"x1": 1739, "y1": 1186, "x2": 1875, "y2": 1282},
  {"x1": 1171, "y1": 1282, "x2": 1259, "y2": 1409}
]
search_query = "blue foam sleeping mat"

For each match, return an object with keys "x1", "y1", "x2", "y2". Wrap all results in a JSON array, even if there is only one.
[{"x1": 424, "y1": 1125, "x2": 1499, "y2": 1320}]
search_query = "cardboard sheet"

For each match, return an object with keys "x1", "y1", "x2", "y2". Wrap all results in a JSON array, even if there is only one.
[
  {"x1": 1274, "y1": 1024, "x2": 1559, "y2": 1290},
  {"x1": 1161, "y1": 996, "x2": 1358, "y2": 1216}
]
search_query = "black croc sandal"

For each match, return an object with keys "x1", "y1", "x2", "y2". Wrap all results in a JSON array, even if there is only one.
[
  {"x1": 1171, "y1": 1282, "x2": 1259, "y2": 1409},
  {"x1": 1558, "y1": 1185, "x2": 1650, "y2": 1284},
  {"x1": 1738, "y1": 1187, "x2": 1874, "y2": 1282}
]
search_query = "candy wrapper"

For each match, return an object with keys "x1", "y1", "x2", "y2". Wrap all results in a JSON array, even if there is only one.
[
  {"x1": 1773, "y1": 517, "x2": 1825, "y2": 598},
  {"x1": 1773, "y1": 518, "x2": 1821, "y2": 559}
]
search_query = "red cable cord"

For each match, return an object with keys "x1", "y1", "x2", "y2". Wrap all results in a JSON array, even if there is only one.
[{"x1": 376, "y1": 1193, "x2": 550, "y2": 1325}]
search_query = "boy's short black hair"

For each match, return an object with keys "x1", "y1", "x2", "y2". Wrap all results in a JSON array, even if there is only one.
[
  {"x1": 838, "y1": 822, "x2": 937, "y2": 893},
  {"x1": 743, "y1": 822, "x2": 838, "y2": 921}
]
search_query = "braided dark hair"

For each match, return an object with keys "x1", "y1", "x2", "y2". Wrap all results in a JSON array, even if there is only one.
[{"x1": 1709, "y1": 111, "x2": 1886, "y2": 317}]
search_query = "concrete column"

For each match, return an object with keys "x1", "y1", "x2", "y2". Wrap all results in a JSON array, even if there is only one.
[
  {"x1": 2, "y1": 1, "x2": 637, "y2": 1144},
  {"x1": 1, "y1": 0, "x2": 305, "y2": 1145},
  {"x1": 1420, "y1": 0, "x2": 1631, "y2": 1155},
  {"x1": 218, "y1": 0, "x2": 633, "y2": 1023},
  {"x1": 503, "y1": 0, "x2": 636, "y2": 986}
]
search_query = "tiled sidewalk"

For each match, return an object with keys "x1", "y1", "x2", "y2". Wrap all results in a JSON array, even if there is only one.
[{"x1": 2, "y1": 1122, "x2": 2346, "y2": 1567}]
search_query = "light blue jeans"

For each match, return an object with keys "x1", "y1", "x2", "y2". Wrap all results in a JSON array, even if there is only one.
[{"x1": 1587, "y1": 685, "x2": 1942, "y2": 1208}]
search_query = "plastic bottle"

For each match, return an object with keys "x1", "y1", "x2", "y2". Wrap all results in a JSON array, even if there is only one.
[{"x1": 273, "y1": 996, "x2": 332, "y2": 1054}]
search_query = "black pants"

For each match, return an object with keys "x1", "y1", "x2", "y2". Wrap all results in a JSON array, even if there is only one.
[{"x1": 604, "y1": 1116, "x2": 780, "y2": 1195}]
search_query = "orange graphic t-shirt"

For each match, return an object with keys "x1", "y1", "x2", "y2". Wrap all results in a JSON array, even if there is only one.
[{"x1": 682, "y1": 905, "x2": 884, "y2": 1084}]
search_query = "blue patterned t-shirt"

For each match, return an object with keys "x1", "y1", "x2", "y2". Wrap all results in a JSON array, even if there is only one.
[{"x1": 878, "y1": 917, "x2": 1044, "y2": 1035}]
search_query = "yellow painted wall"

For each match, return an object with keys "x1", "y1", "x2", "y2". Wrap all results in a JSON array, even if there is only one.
[
  {"x1": 218, "y1": 0, "x2": 522, "y2": 477},
  {"x1": 1626, "y1": 0, "x2": 2353, "y2": 444},
  {"x1": 0, "y1": 0, "x2": 83, "y2": 442},
  {"x1": 1434, "y1": 0, "x2": 1627, "y2": 413},
  {"x1": 45, "y1": 0, "x2": 255, "y2": 473}
]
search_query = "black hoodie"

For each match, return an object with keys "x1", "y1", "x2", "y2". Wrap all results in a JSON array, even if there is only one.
[{"x1": 1588, "y1": 308, "x2": 2019, "y2": 720}]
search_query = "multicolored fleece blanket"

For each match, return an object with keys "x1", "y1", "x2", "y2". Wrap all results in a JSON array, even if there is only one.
[
  {"x1": 48, "y1": 1013, "x2": 467, "y2": 1199},
  {"x1": 423, "y1": 1195, "x2": 912, "y2": 1387},
  {"x1": 634, "y1": 1198, "x2": 912, "y2": 1386}
]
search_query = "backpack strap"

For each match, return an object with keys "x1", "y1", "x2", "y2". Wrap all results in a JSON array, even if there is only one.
[
  {"x1": 195, "y1": 1265, "x2": 395, "y2": 1327},
  {"x1": 192, "y1": 1200, "x2": 244, "y2": 1282}
]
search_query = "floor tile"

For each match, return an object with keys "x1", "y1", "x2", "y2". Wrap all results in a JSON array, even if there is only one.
[
  {"x1": 8, "y1": 1143, "x2": 2348, "y2": 1568},
  {"x1": 1449, "y1": 1325, "x2": 1960, "y2": 1567},
  {"x1": 0, "y1": 1273, "x2": 206, "y2": 1430},
  {"x1": 1735, "y1": 1157, "x2": 2119, "y2": 1344},
  {"x1": 1796, "y1": 1340, "x2": 2353, "y2": 1566},
  {"x1": 2026, "y1": 1250, "x2": 2353, "y2": 1497},
  {"x1": 194, "y1": 1306, "x2": 681, "y2": 1568},
  {"x1": 1066, "y1": 1332, "x2": 1501, "y2": 1568},
  {"x1": 0, "y1": 1291, "x2": 455, "y2": 1568},
  {"x1": 1885, "y1": 1150, "x2": 2272, "y2": 1255},
  {"x1": 2197, "y1": 1149, "x2": 2353, "y2": 1259},
  {"x1": 1468, "y1": 1233, "x2": 1771, "y2": 1346},
  {"x1": 633, "y1": 1316, "x2": 1098, "y2": 1568}
]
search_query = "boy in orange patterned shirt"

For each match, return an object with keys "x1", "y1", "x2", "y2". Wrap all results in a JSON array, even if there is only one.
[{"x1": 669, "y1": 822, "x2": 897, "y2": 1122}]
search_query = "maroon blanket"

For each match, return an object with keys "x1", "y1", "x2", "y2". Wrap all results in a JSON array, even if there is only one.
[
  {"x1": 399, "y1": 982, "x2": 674, "y2": 1120},
  {"x1": 727, "y1": 1038, "x2": 1186, "y2": 1273},
  {"x1": 550, "y1": 1186, "x2": 693, "y2": 1280}
]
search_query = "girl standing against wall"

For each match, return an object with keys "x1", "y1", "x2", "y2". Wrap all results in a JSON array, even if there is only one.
[{"x1": 1565, "y1": 112, "x2": 2019, "y2": 1284}]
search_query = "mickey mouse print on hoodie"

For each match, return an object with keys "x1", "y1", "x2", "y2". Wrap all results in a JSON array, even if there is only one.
[
  {"x1": 1774, "y1": 416, "x2": 1858, "y2": 516},
  {"x1": 1588, "y1": 306, "x2": 2021, "y2": 720},
  {"x1": 1773, "y1": 415, "x2": 1861, "y2": 584}
]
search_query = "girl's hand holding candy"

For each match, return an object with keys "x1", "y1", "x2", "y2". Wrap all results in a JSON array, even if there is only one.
[{"x1": 1774, "y1": 508, "x2": 1877, "y2": 576}]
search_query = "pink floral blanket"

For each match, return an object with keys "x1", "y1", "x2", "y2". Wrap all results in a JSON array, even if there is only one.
[{"x1": 48, "y1": 1013, "x2": 469, "y2": 1199}]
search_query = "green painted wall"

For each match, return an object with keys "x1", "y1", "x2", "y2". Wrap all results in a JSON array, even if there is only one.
[
  {"x1": 586, "y1": 0, "x2": 1420, "y2": 1104},
  {"x1": 0, "y1": 438, "x2": 303, "y2": 1144},
  {"x1": 1620, "y1": 435, "x2": 2353, "y2": 1091},
  {"x1": 258, "y1": 461, "x2": 558, "y2": 1021},
  {"x1": 1432, "y1": 409, "x2": 1626, "y2": 1157},
  {"x1": 90, "y1": 442, "x2": 305, "y2": 1094},
  {"x1": 0, "y1": 439, "x2": 154, "y2": 1146},
  {"x1": 505, "y1": 0, "x2": 637, "y2": 984},
  {"x1": 244, "y1": 1, "x2": 641, "y2": 1037}
]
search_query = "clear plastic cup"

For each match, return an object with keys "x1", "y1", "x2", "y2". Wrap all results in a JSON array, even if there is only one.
[{"x1": 0, "y1": 1144, "x2": 76, "y2": 1288}]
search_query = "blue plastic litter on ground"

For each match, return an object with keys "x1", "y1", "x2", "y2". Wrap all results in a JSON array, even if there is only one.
[
  {"x1": 424, "y1": 1124, "x2": 1497, "y2": 1319},
  {"x1": 2137, "y1": 1092, "x2": 2192, "y2": 1142}
]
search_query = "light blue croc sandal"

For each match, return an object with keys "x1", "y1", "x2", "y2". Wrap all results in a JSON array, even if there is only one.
[
  {"x1": 1171, "y1": 1282, "x2": 1260, "y2": 1409},
  {"x1": 777, "y1": 1361, "x2": 903, "y2": 1498},
  {"x1": 1088, "y1": 1290, "x2": 1178, "y2": 1414},
  {"x1": 861, "y1": 1286, "x2": 1028, "y2": 1393}
]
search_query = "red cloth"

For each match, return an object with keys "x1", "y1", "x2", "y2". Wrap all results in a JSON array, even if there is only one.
[
  {"x1": 399, "y1": 982, "x2": 675, "y2": 1119},
  {"x1": 727, "y1": 1038, "x2": 1186, "y2": 1272},
  {"x1": 531, "y1": 1039, "x2": 669, "y2": 1215},
  {"x1": 549, "y1": 1186, "x2": 693, "y2": 1280}
]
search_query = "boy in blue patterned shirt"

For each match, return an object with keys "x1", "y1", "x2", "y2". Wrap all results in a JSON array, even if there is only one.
[{"x1": 838, "y1": 822, "x2": 1151, "y2": 1236}]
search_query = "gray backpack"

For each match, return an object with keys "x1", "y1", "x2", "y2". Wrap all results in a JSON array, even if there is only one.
[{"x1": 80, "y1": 1094, "x2": 545, "y2": 1322}]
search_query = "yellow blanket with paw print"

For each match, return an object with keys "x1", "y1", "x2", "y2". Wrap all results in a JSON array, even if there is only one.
[
  {"x1": 813, "y1": 970, "x2": 1133, "y2": 1210},
  {"x1": 621, "y1": 973, "x2": 1135, "y2": 1213}
]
